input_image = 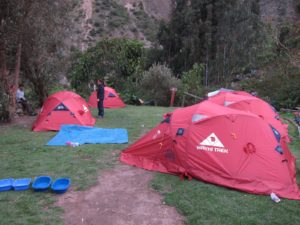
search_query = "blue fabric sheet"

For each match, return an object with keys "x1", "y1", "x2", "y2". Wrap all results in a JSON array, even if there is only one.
[{"x1": 47, "y1": 125, "x2": 128, "y2": 146}]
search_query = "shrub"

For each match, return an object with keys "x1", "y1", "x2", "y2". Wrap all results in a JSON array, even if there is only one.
[
  {"x1": 68, "y1": 39, "x2": 144, "y2": 97},
  {"x1": 89, "y1": 29, "x2": 97, "y2": 36},
  {"x1": 240, "y1": 69, "x2": 300, "y2": 109},
  {"x1": 139, "y1": 64, "x2": 181, "y2": 106},
  {"x1": 181, "y1": 63, "x2": 205, "y2": 95}
]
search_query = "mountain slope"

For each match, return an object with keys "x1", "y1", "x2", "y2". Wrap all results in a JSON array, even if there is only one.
[
  {"x1": 72, "y1": 0, "x2": 171, "y2": 50},
  {"x1": 71, "y1": 0, "x2": 299, "y2": 51}
]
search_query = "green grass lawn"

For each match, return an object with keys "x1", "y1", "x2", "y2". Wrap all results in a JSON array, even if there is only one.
[
  {"x1": 0, "y1": 107, "x2": 299, "y2": 225},
  {"x1": 0, "y1": 106, "x2": 171, "y2": 225}
]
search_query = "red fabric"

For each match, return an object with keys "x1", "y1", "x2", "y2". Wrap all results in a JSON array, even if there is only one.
[
  {"x1": 32, "y1": 91, "x2": 96, "y2": 131},
  {"x1": 208, "y1": 92, "x2": 290, "y2": 141},
  {"x1": 120, "y1": 100, "x2": 300, "y2": 200},
  {"x1": 88, "y1": 87, "x2": 126, "y2": 109}
]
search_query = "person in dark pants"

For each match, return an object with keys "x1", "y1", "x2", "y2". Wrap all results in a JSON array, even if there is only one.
[
  {"x1": 16, "y1": 85, "x2": 36, "y2": 116},
  {"x1": 97, "y1": 79, "x2": 105, "y2": 118}
]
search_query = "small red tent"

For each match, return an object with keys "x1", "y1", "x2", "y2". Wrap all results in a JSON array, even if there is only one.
[
  {"x1": 121, "y1": 101, "x2": 300, "y2": 200},
  {"x1": 208, "y1": 91, "x2": 289, "y2": 141},
  {"x1": 88, "y1": 87, "x2": 126, "y2": 109},
  {"x1": 32, "y1": 91, "x2": 96, "y2": 131}
]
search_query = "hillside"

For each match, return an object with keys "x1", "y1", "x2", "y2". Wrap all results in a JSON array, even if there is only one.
[
  {"x1": 71, "y1": 0, "x2": 171, "y2": 50},
  {"x1": 69, "y1": 0, "x2": 300, "y2": 51}
]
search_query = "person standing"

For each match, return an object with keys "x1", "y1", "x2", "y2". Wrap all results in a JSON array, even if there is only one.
[{"x1": 97, "y1": 79, "x2": 105, "y2": 118}]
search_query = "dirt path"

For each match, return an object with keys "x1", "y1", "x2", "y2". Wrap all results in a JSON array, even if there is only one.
[
  {"x1": 56, "y1": 164, "x2": 184, "y2": 225},
  {"x1": 0, "y1": 115, "x2": 36, "y2": 129}
]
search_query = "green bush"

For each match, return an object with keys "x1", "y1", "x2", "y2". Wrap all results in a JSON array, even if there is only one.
[
  {"x1": 68, "y1": 39, "x2": 144, "y2": 97},
  {"x1": 89, "y1": 29, "x2": 97, "y2": 36},
  {"x1": 241, "y1": 70, "x2": 300, "y2": 110},
  {"x1": 181, "y1": 63, "x2": 205, "y2": 95},
  {"x1": 139, "y1": 64, "x2": 181, "y2": 106},
  {"x1": 107, "y1": 3, "x2": 129, "y2": 29}
]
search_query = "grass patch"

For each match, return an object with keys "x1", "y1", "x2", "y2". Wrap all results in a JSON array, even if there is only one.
[
  {"x1": 0, "y1": 105, "x2": 171, "y2": 225},
  {"x1": 151, "y1": 112, "x2": 300, "y2": 225}
]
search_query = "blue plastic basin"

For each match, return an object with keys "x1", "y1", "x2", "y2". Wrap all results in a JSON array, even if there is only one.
[
  {"x1": 13, "y1": 178, "x2": 31, "y2": 191},
  {"x1": 0, "y1": 178, "x2": 14, "y2": 192},
  {"x1": 51, "y1": 178, "x2": 71, "y2": 194},
  {"x1": 32, "y1": 176, "x2": 52, "y2": 192}
]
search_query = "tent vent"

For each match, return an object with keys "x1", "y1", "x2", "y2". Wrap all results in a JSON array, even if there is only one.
[
  {"x1": 275, "y1": 145, "x2": 283, "y2": 155},
  {"x1": 108, "y1": 92, "x2": 116, "y2": 97},
  {"x1": 161, "y1": 117, "x2": 170, "y2": 124},
  {"x1": 165, "y1": 149, "x2": 175, "y2": 161},
  {"x1": 270, "y1": 125, "x2": 281, "y2": 142},
  {"x1": 192, "y1": 114, "x2": 207, "y2": 122},
  {"x1": 176, "y1": 128, "x2": 184, "y2": 136},
  {"x1": 54, "y1": 103, "x2": 68, "y2": 111},
  {"x1": 224, "y1": 101, "x2": 234, "y2": 106}
]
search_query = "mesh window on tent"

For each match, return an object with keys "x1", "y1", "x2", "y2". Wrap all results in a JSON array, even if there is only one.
[
  {"x1": 108, "y1": 92, "x2": 116, "y2": 97},
  {"x1": 54, "y1": 103, "x2": 69, "y2": 111}
]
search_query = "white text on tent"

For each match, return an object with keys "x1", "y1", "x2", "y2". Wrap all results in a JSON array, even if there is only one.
[{"x1": 196, "y1": 145, "x2": 229, "y2": 154}]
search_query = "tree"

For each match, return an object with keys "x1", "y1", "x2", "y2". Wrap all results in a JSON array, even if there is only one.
[
  {"x1": 158, "y1": 0, "x2": 267, "y2": 85},
  {"x1": 0, "y1": 0, "x2": 71, "y2": 120},
  {"x1": 21, "y1": 1, "x2": 71, "y2": 106},
  {"x1": 0, "y1": 0, "x2": 34, "y2": 120},
  {"x1": 68, "y1": 39, "x2": 144, "y2": 96}
]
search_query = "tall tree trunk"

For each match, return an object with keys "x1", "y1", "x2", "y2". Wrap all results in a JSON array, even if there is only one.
[
  {"x1": 8, "y1": 42, "x2": 22, "y2": 119},
  {"x1": 37, "y1": 80, "x2": 47, "y2": 106},
  {"x1": 210, "y1": 0, "x2": 217, "y2": 61},
  {"x1": 0, "y1": 42, "x2": 8, "y2": 88}
]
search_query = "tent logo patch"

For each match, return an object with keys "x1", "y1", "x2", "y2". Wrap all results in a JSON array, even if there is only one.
[{"x1": 197, "y1": 133, "x2": 229, "y2": 154}]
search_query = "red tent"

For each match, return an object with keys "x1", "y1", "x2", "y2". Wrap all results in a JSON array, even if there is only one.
[
  {"x1": 32, "y1": 91, "x2": 96, "y2": 131},
  {"x1": 88, "y1": 87, "x2": 126, "y2": 109},
  {"x1": 208, "y1": 91, "x2": 289, "y2": 141},
  {"x1": 121, "y1": 101, "x2": 300, "y2": 200},
  {"x1": 207, "y1": 88, "x2": 252, "y2": 97}
]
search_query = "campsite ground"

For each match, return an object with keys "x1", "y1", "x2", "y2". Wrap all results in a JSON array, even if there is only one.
[{"x1": 0, "y1": 106, "x2": 300, "y2": 225}]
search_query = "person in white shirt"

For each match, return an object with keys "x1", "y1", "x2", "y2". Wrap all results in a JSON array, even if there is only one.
[
  {"x1": 16, "y1": 85, "x2": 36, "y2": 116},
  {"x1": 16, "y1": 86, "x2": 26, "y2": 102}
]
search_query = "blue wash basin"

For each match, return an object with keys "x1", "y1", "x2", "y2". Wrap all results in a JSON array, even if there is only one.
[
  {"x1": 32, "y1": 176, "x2": 52, "y2": 191},
  {"x1": 0, "y1": 178, "x2": 14, "y2": 192},
  {"x1": 51, "y1": 178, "x2": 71, "y2": 194},
  {"x1": 13, "y1": 178, "x2": 31, "y2": 191}
]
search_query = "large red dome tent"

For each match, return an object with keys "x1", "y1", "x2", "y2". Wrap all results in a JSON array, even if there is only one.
[
  {"x1": 121, "y1": 95, "x2": 300, "y2": 200},
  {"x1": 32, "y1": 91, "x2": 96, "y2": 131},
  {"x1": 207, "y1": 91, "x2": 289, "y2": 141},
  {"x1": 88, "y1": 87, "x2": 126, "y2": 109}
]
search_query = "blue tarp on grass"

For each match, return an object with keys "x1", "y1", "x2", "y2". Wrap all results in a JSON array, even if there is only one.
[{"x1": 47, "y1": 125, "x2": 128, "y2": 146}]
